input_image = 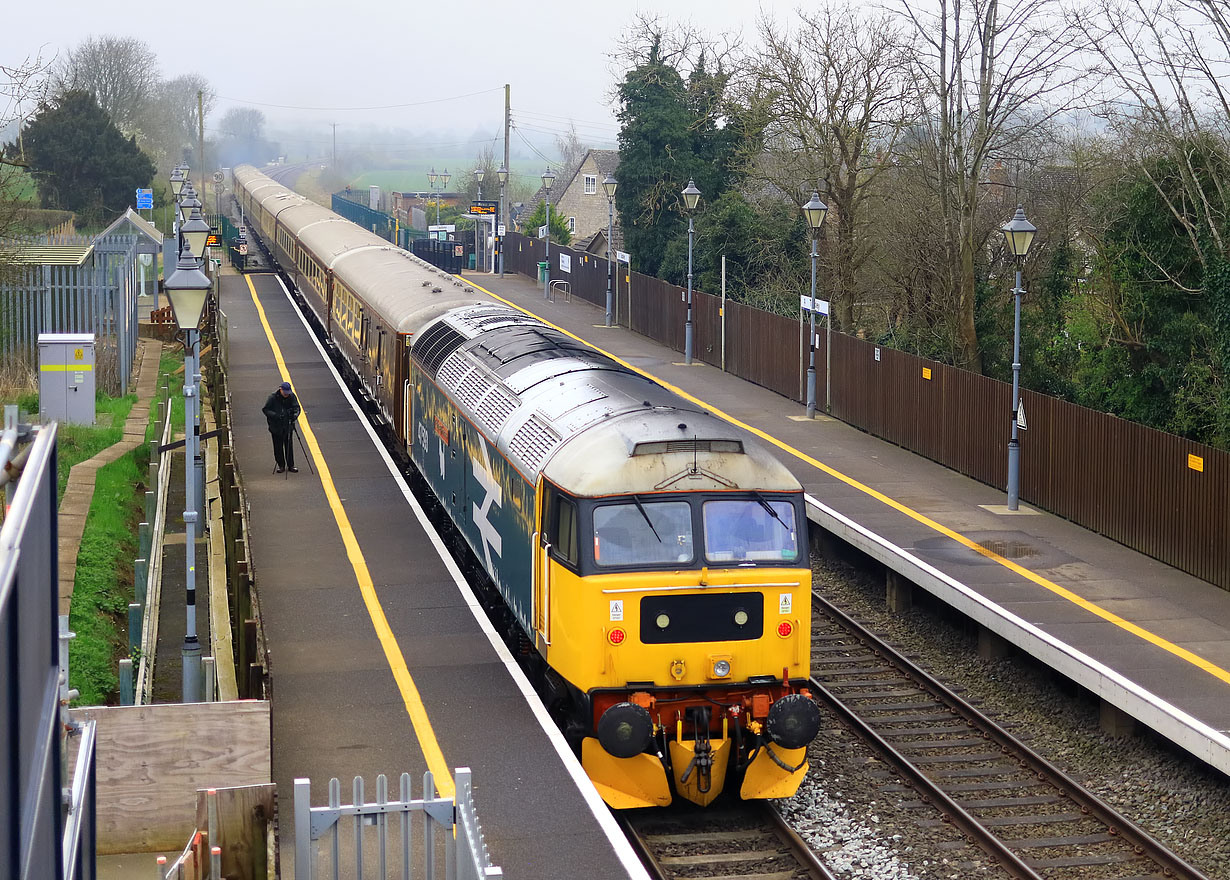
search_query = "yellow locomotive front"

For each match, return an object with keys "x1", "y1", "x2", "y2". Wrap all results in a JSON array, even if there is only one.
[{"x1": 534, "y1": 416, "x2": 819, "y2": 808}]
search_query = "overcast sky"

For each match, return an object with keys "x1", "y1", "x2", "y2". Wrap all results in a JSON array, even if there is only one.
[{"x1": 4, "y1": 0, "x2": 796, "y2": 155}]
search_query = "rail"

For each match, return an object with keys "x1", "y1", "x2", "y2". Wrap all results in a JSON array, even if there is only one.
[
  {"x1": 293, "y1": 769, "x2": 502, "y2": 880},
  {"x1": 134, "y1": 396, "x2": 174, "y2": 705}
]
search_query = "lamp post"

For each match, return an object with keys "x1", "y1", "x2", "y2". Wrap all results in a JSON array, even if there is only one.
[
  {"x1": 1000, "y1": 204, "x2": 1036, "y2": 511},
  {"x1": 474, "y1": 168, "x2": 484, "y2": 271},
  {"x1": 428, "y1": 167, "x2": 438, "y2": 230},
  {"x1": 681, "y1": 179, "x2": 701, "y2": 364},
  {"x1": 497, "y1": 166, "x2": 509, "y2": 277},
  {"x1": 603, "y1": 175, "x2": 618, "y2": 327},
  {"x1": 801, "y1": 191, "x2": 829, "y2": 418},
  {"x1": 164, "y1": 244, "x2": 211, "y2": 703},
  {"x1": 439, "y1": 168, "x2": 450, "y2": 233},
  {"x1": 541, "y1": 167, "x2": 556, "y2": 299}
]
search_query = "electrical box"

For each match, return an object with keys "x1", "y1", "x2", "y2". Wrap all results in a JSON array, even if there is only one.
[{"x1": 38, "y1": 333, "x2": 96, "y2": 425}]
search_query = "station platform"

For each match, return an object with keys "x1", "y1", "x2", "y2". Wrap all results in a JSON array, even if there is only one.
[
  {"x1": 220, "y1": 270, "x2": 647, "y2": 879},
  {"x1": 458, "y1": 268, "x2": 1230, "y2": 778}
]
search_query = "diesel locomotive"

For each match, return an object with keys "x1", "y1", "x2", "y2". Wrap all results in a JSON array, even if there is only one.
[{"x1": 233, "y1": 165, "x2": 820, "y2": 807}]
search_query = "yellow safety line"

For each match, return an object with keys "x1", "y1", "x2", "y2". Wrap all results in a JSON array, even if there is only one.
[
  {"x1": 245, "y1": 275, "x2": 455, "y2": 797},
  {"x1": 463, "y1": 277, "x2": 1230, "y2": 687}
]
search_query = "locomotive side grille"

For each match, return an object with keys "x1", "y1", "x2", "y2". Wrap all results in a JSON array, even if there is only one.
[
  {"x1": 436, "y1": 351, "x2": 470, "y2": 389},
  {"x1": 509, "y1": 416, "x2": 561, "y2": 472},
  {"x1": 414, "y1": 322, "x2": 466, "y2": 376},
  {"x1": 475, "y1": 386, "x2": 519, "y2": 435},
  {"x1": 456, "y1": 370, "x2": 490, "y2": 410}
]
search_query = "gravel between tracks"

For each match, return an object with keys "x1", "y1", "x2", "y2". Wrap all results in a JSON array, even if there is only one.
[{"x1": 775, "y1": 553, "x2": 1230, "y2": 880}]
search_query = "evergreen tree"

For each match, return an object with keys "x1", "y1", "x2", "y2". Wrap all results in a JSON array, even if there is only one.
[
  {"x1": 518, "y1": 199, "x2": 571, "y2": 246},
  {"x1": 17, "y1": 90, "x2": 155, "y2": 226},
  {"x1": 615, "y1": 38, "x2": 750, "y2": 277}
]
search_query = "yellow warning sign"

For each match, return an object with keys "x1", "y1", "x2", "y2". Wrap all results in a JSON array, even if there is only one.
[
  {"x1": 1188, "y1": 453, "x2": 1204, "y2": 472},
  {"x1": 922, "y1": 367, "x2": 932, "y2": 380},
  {"x1": 74, "y1": 348, "x2": 84, "y2": 360}
]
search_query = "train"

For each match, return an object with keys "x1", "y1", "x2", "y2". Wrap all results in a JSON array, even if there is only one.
[{"x1": 232, "y1": 165, "x2": 819, "y2": 808}]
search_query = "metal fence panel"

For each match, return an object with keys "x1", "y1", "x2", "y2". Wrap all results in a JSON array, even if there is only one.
[{"x1": 0, "y1": 423, "x2": 68, "y2": 880}]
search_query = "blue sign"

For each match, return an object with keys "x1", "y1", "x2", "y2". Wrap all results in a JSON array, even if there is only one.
[{"x1": 135, "y1": 188, "x2": 153, "y2": 210}]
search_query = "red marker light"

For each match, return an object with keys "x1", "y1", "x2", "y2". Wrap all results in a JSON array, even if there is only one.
[
  {"x1": 777, "y1": 621, "x2": 793, "y2": 638},
  {"x1": 608, "y1": 628, "x2": 626, "y2": 645}
]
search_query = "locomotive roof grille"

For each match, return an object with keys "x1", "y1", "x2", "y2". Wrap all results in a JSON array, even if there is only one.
[
  {"x1": 632, "y1": 439, "x2": 744, "y2": 456},
  {"x1": 414, "y1": 322, "x2": 467, "y2": 376}
]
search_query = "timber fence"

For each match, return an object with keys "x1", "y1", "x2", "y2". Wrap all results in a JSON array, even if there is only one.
[{"x1": 503, "y1": 231, "x2": 1230, "y2": 591}]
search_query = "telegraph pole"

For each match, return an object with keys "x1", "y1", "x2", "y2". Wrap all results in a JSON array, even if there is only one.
[
  {"x1": 331, "y1": 123, "x2": 338, "y2": 169},
  {"x1": 504, "y1": 85, "x2": 511, "y2": 242},
  {"x1": 197, "y1": 91, "x2": 205, "y2": 190}
]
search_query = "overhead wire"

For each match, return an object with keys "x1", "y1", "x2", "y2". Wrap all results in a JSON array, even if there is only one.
[{"x1": 214, "y1": 86, "x2": 504, "y2": 113}]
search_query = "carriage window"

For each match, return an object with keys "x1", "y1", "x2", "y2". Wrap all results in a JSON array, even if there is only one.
[
  {"x1": 703, "y1": 499, "x2": 799, "y2": 563},
  {"x1": 594, "y1": 501, "x2": 693, "y2": 568}
]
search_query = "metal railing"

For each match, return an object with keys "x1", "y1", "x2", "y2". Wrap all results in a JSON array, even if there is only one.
[{"x1": 294, "y1": 769, "x2": 502, "y2": 880}]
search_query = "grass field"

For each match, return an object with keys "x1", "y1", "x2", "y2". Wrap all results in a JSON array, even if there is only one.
[{"x1": 349, "y1": 160, "x2": 546, "y2": 195}]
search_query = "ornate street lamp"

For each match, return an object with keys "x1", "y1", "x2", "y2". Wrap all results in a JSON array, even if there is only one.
[
  {"x1": 541, "y1": 167, "x2": 556, "y2": 299},
  {"x1": 181, "y1": 206, "x2": 211, "y2": 261},
  {"x1": 681, "y1": 179, "x2": 702, "y2": 364},
  {"x1": 164, "y1": 246, "x2": 212, "y2": 702},
  {"x1": 1000, "y1": 204, "x2": 1037, "y2": 511},
  {"x1": 497, "y1": 166, "x2": 509, "y2": 277},
  {"x1": 801, "y1": 191, "x2": 829, "y2": 418},
  {"x1": 474, "y1": 168, "x2": 485, "y2": 270},
  {"x1": 603, "y1": 175, "x2": 618, "y2": 327}
]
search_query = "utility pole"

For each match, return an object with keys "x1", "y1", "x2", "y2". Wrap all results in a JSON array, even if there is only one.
[
  {"x1": 331, "y1": 123, "x2": 338, "y2": 169},
  {"x1": 504, "y1": 84, "x2": 511, "y2": 242},
  {"x1": 197, "y1": 91, "x2": 205, "y2": 192}
]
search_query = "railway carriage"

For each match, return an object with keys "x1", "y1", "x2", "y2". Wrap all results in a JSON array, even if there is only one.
[{"x1": 232, "y1": 165, "x2": 820, "y2": 808}]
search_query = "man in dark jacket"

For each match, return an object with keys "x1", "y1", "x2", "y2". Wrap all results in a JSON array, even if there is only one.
[{"x1": 262, "y1": 381, "x2": 302, "y2": 473}]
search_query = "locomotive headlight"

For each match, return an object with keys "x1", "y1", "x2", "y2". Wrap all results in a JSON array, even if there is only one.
[
  {"x1": 655, "y1": 613, "x2": 671, "y2": 629},
  {"x1": 734, "y1": 610, "x2": 749, "y2": 626},
  {"x1": 766, "y1": 694, "x2": 822, "y2": 749},
  {"x1": 713, "y1": 659, "x2": 731, "y2": 677},
  {"x1": 597, "y1": 702, "x2": 654, "y2": 758}
]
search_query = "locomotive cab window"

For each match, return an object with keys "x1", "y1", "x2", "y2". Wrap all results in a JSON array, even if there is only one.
[
  {"x1": 703, "y1": 498, "x2": 800, "y2": 563},
  {"x1": 543, "y1": 485, "x2": 580, "y2": 569},
  {"x1": 594, "y1": 500, "x2": 693, "y2": 568}
]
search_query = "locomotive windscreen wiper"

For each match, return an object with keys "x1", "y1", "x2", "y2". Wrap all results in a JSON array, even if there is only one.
[
  {"x1": 753, "y1": 491, "x2": 791, "y2": 533},
  {"x1": 631, "y1": 495, "x2": 664, "y2": 543}
]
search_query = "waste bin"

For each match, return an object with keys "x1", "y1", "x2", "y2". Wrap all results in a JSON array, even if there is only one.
[
  {"x1": 469, "y1": 253, "x2": 476, "y2": 270},
  {"x1": 537, "y1": 261, "x2": 549, "y2": 282}
]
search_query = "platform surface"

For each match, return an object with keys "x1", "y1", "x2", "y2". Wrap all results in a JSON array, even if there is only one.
[
  {"x1": 222, "y1": 271, "x2": 643, "y2": 879},
  {"x1": 461, "y1": 268, "x2": 1230, "y2": 769}
]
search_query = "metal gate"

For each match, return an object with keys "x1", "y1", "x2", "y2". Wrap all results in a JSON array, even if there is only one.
[{"x1": 294, "y1": 768, "x2": 501, "y2": 880}]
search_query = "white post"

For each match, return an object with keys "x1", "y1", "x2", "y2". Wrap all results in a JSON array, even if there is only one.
[{"x1": 720, "y1": 255, "x2": 726, "y2": 372}]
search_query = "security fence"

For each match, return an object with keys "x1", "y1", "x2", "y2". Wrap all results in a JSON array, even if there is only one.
[
  {"x1": 0, "y1": 232, "x2": 143, "y2": 393},
  {"x1": 503, "y1": 231, "x2": 1230, "y2": 591}
]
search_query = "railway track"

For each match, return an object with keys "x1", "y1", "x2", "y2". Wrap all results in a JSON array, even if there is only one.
[
  {"x1": 809, "y1": 591, "x2": 1210, "y2": 879},
  {"x1": 621, "y1": 801, "x2": 837, "y2": 880}
]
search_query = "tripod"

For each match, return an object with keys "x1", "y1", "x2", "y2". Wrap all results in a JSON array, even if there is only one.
[{"x1": 293, "y1": 422, "x2": 315, "y2": 475}]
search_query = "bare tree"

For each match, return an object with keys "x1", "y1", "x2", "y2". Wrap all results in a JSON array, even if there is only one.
[
  {"x1": 1, "y1": 54, "x2": 53, "y2": 282},
  {"x1": 743, "y1": 4, "x2": 915, "y2": 330},
  {"x1": 1076, "y1": 0, "x2": 1230, "y2": 272},
  {"x1": 553, "y1": 122, "x2": 589, "y2": 172},
  {"x1": 895, "y1": 0, "x2": 1082, "y2": 369},
  {"x1": 55, "y1": 35, "x2": 159, "y2": 135},
  {"x1": 144, "y1": 73, "x2": 215, "y2": 172}
]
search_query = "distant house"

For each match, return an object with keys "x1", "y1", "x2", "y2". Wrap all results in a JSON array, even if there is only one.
[{"x1": 517, "y1": 150, "x2": 622, "y2": 255}]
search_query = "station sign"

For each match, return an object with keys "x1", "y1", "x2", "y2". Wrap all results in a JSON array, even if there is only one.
[
  {"x1": 616, "y1": 250, "x2": 631, "y2": 264},
  {"x1": 469, "y1": 200, "x2": 499, "y2": 215},
  {"x1": 800, "y1": 295, "x2": 830, "y2": 315},
  {"x1": 135, "y1": 187, "x2": 153, "y2": 210},
  {"x1": 206, "y1": 228, "x2": 221, "y2": 247}
]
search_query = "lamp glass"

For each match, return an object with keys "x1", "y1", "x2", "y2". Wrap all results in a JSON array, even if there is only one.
[
  {"x1": 682, "y1": 179, "x2": 701, "y2": 211},
  {"x1": 802, "y1": 191, "x2": 828, "y2": 231},
  {"x1": 1001, "y1": 204, "x2": 1037, "y2": 257},
  {"x1": 170, "y1": 170, "x2": 185, "y2": 198},
  {"x1": 542, "y1": 167, "x2": 556, "y2": 191},
  {"x1": 603, "y1": 175, "x2": 618, "y2": 199},
  {"x1": 441, "y1": 169, "x2": 451, "y2": 187},
  {"x1": 182, "y1": 210, "x2": 211, "y2": 259},
  {"x1": 497, "y1": 166, "x2": 509, "y2": 185},
  {"x1": 164, "y1": 252, "x2": 211, "y2": 330},
  {"x1": 428, "y1": 168, "x2": 437, "y2": 186},
  {"x1": 474, "y1": 168, "x2": 484, "y2": 182}
]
